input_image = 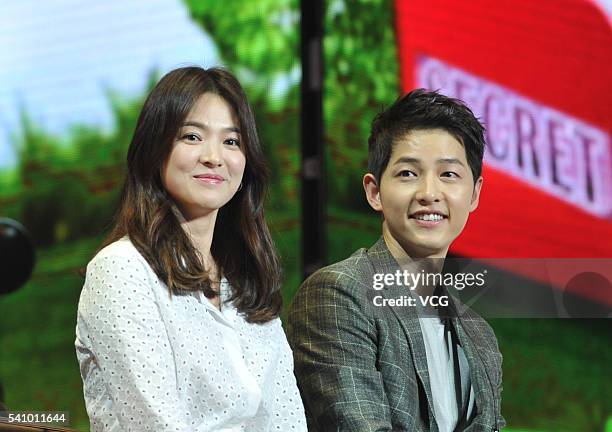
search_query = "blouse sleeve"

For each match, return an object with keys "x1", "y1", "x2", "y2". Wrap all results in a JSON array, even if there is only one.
[
  {"x1": 78, "y1": 253, "x2": 193, "y2": 432},
  {"x1": 267, "y1": 319, "x2": 307, "y2": 431}
]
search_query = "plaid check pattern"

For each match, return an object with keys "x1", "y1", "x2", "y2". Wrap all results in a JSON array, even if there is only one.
[{"x1": 288, "y1": 237, "x2": 505, "y2": 431}]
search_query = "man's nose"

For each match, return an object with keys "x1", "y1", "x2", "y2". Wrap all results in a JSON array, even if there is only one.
[{"x1": 415, "y1": 174, "x2": 441, "y2": 203}]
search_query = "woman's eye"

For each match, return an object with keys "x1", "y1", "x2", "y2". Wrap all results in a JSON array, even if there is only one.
[
  {"x1": 182, "y1": 133, "x2": 200, "y2": 142},
  {"x1": 225, "y1": 138, "x2": 240, "y2": 147}
]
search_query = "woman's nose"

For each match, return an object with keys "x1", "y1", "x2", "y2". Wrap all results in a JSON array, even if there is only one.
[{"x1": 199, "y1": 141, "x2": 222, "y2": 167}]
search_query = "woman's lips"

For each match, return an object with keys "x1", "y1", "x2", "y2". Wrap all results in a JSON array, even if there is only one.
[{"x1": 193, "y1": 174, "x2": 225, "y2": 185}]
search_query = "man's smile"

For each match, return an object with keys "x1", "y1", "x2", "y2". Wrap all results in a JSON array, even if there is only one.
[{"x1": 409, "y1": 210, "x2": 448, "y2": 226}]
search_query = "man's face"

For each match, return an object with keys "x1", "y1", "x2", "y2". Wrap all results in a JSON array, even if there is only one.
[{"x1": 364, "y1": 129, "x2": 483, "y2": 258}]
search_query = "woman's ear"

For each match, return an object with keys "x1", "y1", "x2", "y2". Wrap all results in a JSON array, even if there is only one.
[{"x1": 363, "y1": 173, "x2": 383, "y2": 212}]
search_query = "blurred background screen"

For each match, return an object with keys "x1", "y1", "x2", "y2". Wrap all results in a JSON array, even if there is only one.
[{"x1": 0, "y1": 0, "x2": 610, "y2": 430}]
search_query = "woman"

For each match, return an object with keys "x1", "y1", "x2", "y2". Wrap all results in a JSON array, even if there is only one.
[{"x1": 75, "y1": 67, "x2": 306, "y2": 431}]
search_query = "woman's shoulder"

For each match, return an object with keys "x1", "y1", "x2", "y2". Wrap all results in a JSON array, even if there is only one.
[
  {"x1": 82, "y1": 238, "x2": 163, "y2": 306},
  {"x1": 87, "y1": 237, "x2": 150, "y2": 275},
  {"x1": 94, "y1": 236, "x2": 138, "y2": 258}
]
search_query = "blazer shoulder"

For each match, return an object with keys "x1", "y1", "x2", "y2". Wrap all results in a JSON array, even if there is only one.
[{"x1": 299, "y1": 247, "x2": 375, "y2": 295}]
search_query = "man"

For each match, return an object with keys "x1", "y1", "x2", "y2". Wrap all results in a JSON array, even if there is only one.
[{"x1": 288, "y1": 89, "x2": 505, "y2": 431}]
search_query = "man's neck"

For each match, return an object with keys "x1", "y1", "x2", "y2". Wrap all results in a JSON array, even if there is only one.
[
  {"x1": 381, "y1": 224, "x2": 446, "y2": 297},
  {"x1": 381, "y1": 222, "x2": 449, "y2": 260}
]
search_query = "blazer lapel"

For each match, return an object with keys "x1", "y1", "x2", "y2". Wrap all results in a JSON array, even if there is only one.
[
  {"x1": 366, "y1": 237, "x2": 439, "y2": 431},
  {"x1": 449, "y1": 293, "x2": 493, "y2": 428}
]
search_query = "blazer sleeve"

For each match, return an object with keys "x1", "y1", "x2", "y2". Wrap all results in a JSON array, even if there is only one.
[
  {"x1": 490, "y1": 330, "x2": 506, "y2": 430},
  {"x1": 497, "y1": 366, "x2": 506, "y2": 430},
  {"x1": 287, "y1": 268, "x2": 393, "y2": 431},
  {"x1": 464, "y1": 313, "x2": 507, "y2": 430}
]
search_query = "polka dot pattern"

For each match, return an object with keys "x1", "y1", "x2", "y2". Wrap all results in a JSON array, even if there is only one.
[{"x1": 75, "y1": 238, "x2": 306, "y2": 431}]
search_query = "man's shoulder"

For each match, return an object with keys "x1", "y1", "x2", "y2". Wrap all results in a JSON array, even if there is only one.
[
  {"x1": 288, "y1": 245, "x2": 381, "y2": 337},
  {"x1": 304, "y1": 248, "x2": 373, "y2": 284},
  {"x1": 297, "y1": 246, "x2": 377, "y2": 296}
]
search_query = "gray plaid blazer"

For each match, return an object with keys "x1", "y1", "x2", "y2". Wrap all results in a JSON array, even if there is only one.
[{"x1": 287, "y1": 237, "x2": 505, "y2": 431}]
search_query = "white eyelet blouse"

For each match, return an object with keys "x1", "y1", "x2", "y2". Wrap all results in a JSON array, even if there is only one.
[{"x1": 75, "y1": 238, "x2": 306, "y2": 431}]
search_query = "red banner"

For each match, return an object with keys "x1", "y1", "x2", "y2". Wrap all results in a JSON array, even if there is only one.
[{"x1": 395, "y1": 0, "x2": 612, "y2": 259}]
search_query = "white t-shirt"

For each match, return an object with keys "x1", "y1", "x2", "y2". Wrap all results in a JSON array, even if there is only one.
[
  {"x1": 419, "y1": 314, "x2": 475, "y2": 432},
  {"x1": 75, "y1": 238, "x2": 306, "y2": 432}
]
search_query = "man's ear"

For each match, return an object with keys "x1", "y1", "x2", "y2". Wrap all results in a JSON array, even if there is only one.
[
  {"x1": 469, "y1": 176, "x2": 484, "y2": 212},
  {"x1": 363, "y1": 173, "x2": 383, "y2": 212}
]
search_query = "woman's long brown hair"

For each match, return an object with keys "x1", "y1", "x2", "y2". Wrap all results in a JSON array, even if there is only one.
[{"x1": 101, "y1": 67, "x2": 282, "y2": 323}]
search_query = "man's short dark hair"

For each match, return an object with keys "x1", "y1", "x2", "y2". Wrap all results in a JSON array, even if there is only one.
[{"x1": 368, "y1": 88, "x2": 485, "y2": 185}]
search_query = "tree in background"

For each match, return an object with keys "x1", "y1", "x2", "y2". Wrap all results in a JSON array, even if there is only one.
[
  {"x1": 184, "y1": 0, "x2": 399, "y2": 214},
  {"x1": 185, "y1": 0, "x2": 302, "y2": 211},
  {"x1": 9, "y1": 82, "x2": 153, "y2": 246},
  {"x1": 323, "y1": 0, "x2": 399, "y2": 211}
]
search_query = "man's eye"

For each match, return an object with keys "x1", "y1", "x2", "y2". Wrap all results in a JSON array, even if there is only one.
[
  {"x1": 399, "y1": 170, "x2": 416, "y2": 177},
  {"x1": 441, "y1": 171, "x2": 459, "y2": 178},
  {"x1": 182, "y1": 133, "x2": 200, "y2": 142},
  {"x1": 225, "y1": 138, "x2": 240, "y2": 147}
]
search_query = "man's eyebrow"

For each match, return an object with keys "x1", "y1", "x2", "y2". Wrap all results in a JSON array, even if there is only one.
[
  {"x1": 393, "y1": 156, "x2": 466, "y2": 167},
  {"x1": 181, "y1": 121, "x2": 241, "y2": 134},
  {"x1": 437, "y1": 157, "x2": 466, "y2": 166},
  {"x1": 393, "y1": 157, "x2": 421, "y2": 165}
]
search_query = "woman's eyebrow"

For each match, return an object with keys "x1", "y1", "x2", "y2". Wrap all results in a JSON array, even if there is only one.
[
  {"x1": 181, "y1": 121, "x2": 240, "y2": 134},
  {"x1": 182, "y1": 121, "x2": 206, "y2": 129}
]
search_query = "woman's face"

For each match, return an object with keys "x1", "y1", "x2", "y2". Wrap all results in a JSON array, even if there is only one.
[{"x1": 162, "y1": 93, "x2": 246, "y2": 220}]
